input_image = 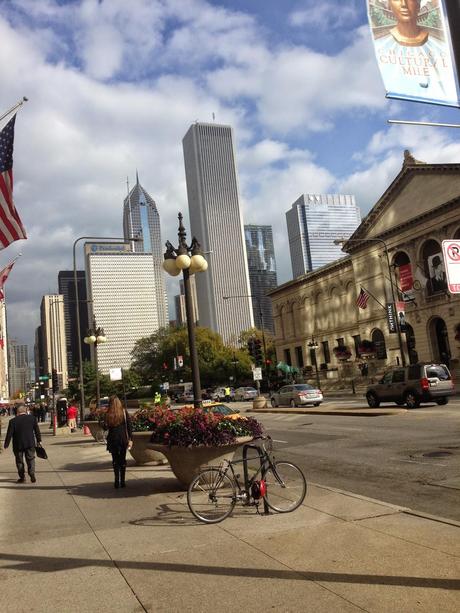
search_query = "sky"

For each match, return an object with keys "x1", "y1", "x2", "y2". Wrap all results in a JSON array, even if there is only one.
[{"x1": 1, "y1": 0, "x2": 460, "y2": 351}]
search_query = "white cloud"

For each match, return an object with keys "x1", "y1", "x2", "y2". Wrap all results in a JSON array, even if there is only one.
[{"x1": 289, "y1": 1, "x2": 360, "y2": 31}]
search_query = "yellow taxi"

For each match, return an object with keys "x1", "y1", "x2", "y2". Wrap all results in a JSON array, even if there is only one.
[{"x1": 184, "y1": 400, "x2": 244, "y2": 420}]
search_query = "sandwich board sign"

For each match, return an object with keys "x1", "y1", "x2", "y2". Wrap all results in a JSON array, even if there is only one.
[{"x1": 442, "y1": 240, "x2": 460, "y2": 294}]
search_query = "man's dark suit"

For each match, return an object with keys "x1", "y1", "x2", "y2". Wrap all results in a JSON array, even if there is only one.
[{"x1": 4, "y1": 414, "x2": 42, "y2": 480}]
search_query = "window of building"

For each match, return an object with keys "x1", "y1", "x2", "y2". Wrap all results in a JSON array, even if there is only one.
[
  {"x1": 336, "y1": 337, "x2": 345, "y2": 347},
  {"x1": 352, "y1": 334, "x2": 361, "y2": 358},
  {"x1": 295, "y1": 346, "x2": 304, "y2": 368},
  {"x1": 322, "y1": 341, "x2": 330, "y2": 364},
  {"x1": 372, "y1": 329, "x2": 387, "y2": 359},
  {"x1": 284, "y1": 349, "x2": 292, "y2": 366}
]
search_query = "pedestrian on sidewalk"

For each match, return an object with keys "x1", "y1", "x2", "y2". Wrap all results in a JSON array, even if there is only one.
[
  {"x1": 3, "y1": 403, "x2": 42, "y2": 483},
  {"x1": 104, "y1": 395, "x2": 132, "y2": 489},
  {"x1": 67, "y1": 402, "x2": 78, "y2": 432}
]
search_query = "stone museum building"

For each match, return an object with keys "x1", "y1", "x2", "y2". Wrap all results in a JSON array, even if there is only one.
[{"x1": 269, "y1": 152, "x2": 460, "y2": 383}]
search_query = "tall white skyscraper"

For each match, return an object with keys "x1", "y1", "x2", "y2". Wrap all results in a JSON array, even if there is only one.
[
  {"x1": 122, "y1": 174, "x2": 168, "y2": 329},
  {"x1": 40, "y1": 295, "x2": 68, "y2": 393},
  {"x1": 287, "y1": 193, "x2": 361, "y2": 278},
  {"x1": 182, "y1": 122, "x2": 253, "y2": 343},
  {"x1": 85, "y1": 245, "x2": 163, "y2": 373}
]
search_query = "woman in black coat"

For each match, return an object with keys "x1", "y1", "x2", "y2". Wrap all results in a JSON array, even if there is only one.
[{"x1": 105, "y1": 395, "x2": 132, "y2": 489}]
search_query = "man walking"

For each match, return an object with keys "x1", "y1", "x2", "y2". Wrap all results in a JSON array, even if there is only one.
[{"x1": 3, "y1": 404, "x2": 42, "y2": 483}]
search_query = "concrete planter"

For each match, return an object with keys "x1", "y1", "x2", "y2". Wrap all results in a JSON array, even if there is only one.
[
  {"x1": 252, "y1": 396, "x2": 267, "y2": 410},
  {"x1": 83, "y1": 421, "x2": 106, "y2": 443},
  {"x1": 129, "y1": 431, "x2": 168, "y2": 466},
  {"x1": 148, "y1": 436, "x2": 253, "y2": 487}
]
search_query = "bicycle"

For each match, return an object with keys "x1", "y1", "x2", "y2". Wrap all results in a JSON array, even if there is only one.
[{"x1": 187, "y1": 436, "x2": 307, "y2": 524}]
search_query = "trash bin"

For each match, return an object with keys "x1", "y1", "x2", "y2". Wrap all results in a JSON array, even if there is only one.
[{"x1": 56, "y1": 398, "x2": 68, "y2": 428}]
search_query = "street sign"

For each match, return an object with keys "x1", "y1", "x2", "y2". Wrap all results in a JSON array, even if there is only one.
[
  {"x1": 109, "y1": 367, "x2": 123, "y2": 381},
  {"x1": 162, "y1": 382, "x2": 170, "y2": 390},
  {"x1": 442, "y1": 240, "x2": 460, "y2": 294},
  {"x1": 253, "y1": 367, "x2": 262, "y2": 381},
  {"x1": 38, "y1": 375, "x2": 49, "y2": 381}
]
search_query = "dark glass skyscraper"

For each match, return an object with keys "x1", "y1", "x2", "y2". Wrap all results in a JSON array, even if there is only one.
[
  {"x1": 58, "y1": 271, "x2": 90, "y2": 372},
  {"x1": 244, "y1": 225, "x2": 277, "y2": 334},
  {"x1": 122, "y1": 174, "x2": 168, "y2": 328}
]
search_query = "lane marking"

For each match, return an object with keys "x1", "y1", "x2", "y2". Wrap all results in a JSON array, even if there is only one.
[{"x1": 272, "y1": 439, "x2": 289, "y2": 443}]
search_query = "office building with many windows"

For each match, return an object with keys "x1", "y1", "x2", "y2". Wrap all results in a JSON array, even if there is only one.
[
  {"x1": 182, "y1": 122, "x2": 253, "y2": 344},
  {"x1": 7, "y1": 340, "x2": 29, "y2": 398},
  {"x1": 122, "y1": 174, "x2": 168, "y2": 329},
  {"x1": 287, "y1": 193, "x2": 361, "y2": 278},
  {"x1": 244, "y1": 225, "x2": 277, "y2": 333},
  {"x1": 40, "y1": 295, "x2": 68, "y2": 394},
  {"x1": 85, "y1": 247, "x2": 163, "y2": 373}
]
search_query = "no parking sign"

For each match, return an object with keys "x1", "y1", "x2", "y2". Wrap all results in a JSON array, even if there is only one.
[{"x1": 442, "y1": 240, "x2": 460, "y2": 294}]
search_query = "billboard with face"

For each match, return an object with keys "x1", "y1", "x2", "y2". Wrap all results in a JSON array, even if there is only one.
[{"x1": 367, "y1": 0, "x2": 460, "y2": 106}]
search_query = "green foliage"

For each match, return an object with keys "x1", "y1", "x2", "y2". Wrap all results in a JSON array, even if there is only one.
[
  {"x1": 65, "y1": 362, "x2": 142, "y2": 403},
  {"x1": 130, "y1": 325, "x2": 254, "y2": 387}
]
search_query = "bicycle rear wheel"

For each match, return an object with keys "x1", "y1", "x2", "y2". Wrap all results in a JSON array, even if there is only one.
[
  {"x1": 265, "y1": 461, "x2": 306, "y2": 513},
  {"x1": 187, "y1": 468, "x2": 236, "y2": 524}
]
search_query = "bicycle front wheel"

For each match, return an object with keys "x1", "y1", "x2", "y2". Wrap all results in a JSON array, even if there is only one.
[
  {"x1": 265, "y1": 461, "x2": 306, "y2": 513},
  {"x1": 187, "y1": 468, "x2": 236, "y2": 524}
]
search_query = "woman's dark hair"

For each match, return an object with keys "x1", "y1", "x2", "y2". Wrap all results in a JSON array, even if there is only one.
[{"x1": 105, "y1": 395, "x2": 124, "y2": 427}]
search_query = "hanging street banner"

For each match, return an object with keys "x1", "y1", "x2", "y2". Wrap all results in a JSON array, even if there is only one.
[
  {"x1": 386, "y1": 302, "x2": 397, "y2": 334},
  {"x1": 399, "y1": 263, "x2": 415, "y2": 301},
  {"x1": 367, "y1": 0, "x2": 460, "y2": 107},
  {"x1": 442, "y1": 240, "x2": 460, "y2": 294},
  {"x1": 395, "y1": 301, "x2": 407, "y2": 333}
]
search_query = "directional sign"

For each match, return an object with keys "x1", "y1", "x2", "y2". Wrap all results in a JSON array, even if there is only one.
[{"x1": 442, "y1": 240, "x2": 460, "y2": 294}]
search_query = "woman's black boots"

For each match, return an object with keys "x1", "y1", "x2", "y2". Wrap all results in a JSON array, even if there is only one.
[
  {"x1": 120, "y1": 467, "x2": 126, "y2": 488},
  {"x1": 113, "y1": 466, "x2": 120, "y2": 489}
]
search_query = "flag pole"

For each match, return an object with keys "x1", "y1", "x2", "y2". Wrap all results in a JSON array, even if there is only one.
[
  {"x1": 360, "y1": 285, "x2": 386, "y2": 310},
  {"x1": 0, "y1": 97, "x2": 28, "y2": 123}
]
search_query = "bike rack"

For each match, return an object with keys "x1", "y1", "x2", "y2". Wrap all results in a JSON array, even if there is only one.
[{"x1": 242, "y1": 443, "x2": 270, "y2": 515}]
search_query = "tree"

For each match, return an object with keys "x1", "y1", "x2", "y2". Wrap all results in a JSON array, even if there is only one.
[{"x1": 131, "y1": 325, "x2": 254, "y2": 388}]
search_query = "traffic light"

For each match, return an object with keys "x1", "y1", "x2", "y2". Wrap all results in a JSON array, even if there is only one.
[
  {"x1": 247, "y1": 338, "x2": 256, "y2": 359},
  {"x1": 51, "y1": 369, "x2": 58, "y2": 393},
  {"x1": 254, "y1": 339, "x2": 263, "y2": 365}
]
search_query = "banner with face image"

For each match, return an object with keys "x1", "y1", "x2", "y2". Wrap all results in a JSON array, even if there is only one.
[{"x1": 367, "y1": 0, "x2": 460, "y2": 107}]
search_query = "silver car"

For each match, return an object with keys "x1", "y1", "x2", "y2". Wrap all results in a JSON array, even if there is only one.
[
  {"x1": 234, "y1": 386, "x2": 258, "y2": 401},
  {"x1": 271, "y1": 384, "x2": 323, "y2": 408}
]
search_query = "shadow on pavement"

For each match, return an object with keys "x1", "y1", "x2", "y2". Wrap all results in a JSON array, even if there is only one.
[
  {"x1": 129, "y1": 502, "x2": 257, "y2": 527},
  {"x1": 0, "y1": 477, "x2": 182, "y2": 498},
  {"x1": 0, "y1": 552, "x2": 458, "y2": 590}
]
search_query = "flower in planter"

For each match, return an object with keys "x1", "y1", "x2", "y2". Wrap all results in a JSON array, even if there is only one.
[
  {"x1": 357, "y1": 340, "x2": 377, "y2": 357},
  {"x1": 333, "y1": 346, "x2": 352, "y2": 360},
  {"x1": 130, "y1": 405, "x2": 263, "y2": 447}
]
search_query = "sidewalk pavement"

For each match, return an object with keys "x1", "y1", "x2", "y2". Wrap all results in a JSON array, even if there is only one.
[{"x1": 0, "y1": 424, "x2": 459, "y2": 613}]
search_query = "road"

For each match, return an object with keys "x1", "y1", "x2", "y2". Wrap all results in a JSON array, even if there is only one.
[{"x1": 238, "y1": 397, "x2": 460, "y2": 522}]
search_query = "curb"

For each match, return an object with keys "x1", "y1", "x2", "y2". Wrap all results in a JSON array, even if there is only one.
[{"x1": 311, "y1": 482, "x2": 460, "y2": 528}]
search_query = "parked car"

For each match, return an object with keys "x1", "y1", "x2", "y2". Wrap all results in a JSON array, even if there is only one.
[
  {"x1": 88, "y1": 397, "x2": 110, "y2": 412},
  {"x1": 211, "y1": 387, "x2": 235, "y2": 401},
  {"x1": 234, "y1": 386, "x2": 258, "y2": 401},
  {"x1": 177, "y1": 390, "x2": 195, "y2": 403},
  {"x1": 366, "y1": 363, "x2": 454, "y2": 409},
  {"x1": 270, "y1": 384, "x2": 323, "y2": 408}
]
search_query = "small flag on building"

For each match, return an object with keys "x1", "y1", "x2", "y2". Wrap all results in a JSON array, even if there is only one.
[
  {"x1": 0, "y1": 258, "x2": 16, "y2": 300},
  {"x1": 356, "y1": 287, "x2": 370, "y2": 309},
  {"x1": 0, "y1": 115, "x2": 27, "y2": 250}
]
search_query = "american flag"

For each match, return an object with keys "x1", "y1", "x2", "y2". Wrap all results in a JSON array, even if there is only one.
[
  {"x1": 356, "y1": 287, "x2": 370, "y2": 309},
  {"x1": 0, "y1": 259, "x2": 16, "y2": 300},
  {"x1": 0, "y1": 115, "x2": 27, "y2": 249}
]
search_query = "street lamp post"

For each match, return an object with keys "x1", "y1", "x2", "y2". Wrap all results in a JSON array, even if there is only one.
[
  {"x1": 307, "y1": 338, "x2": 321, "y2": 390},
  {"x1": 73, "y1": 235, "x2": 138, "y2": 422},
  {"x1": 334, "y1": 237, "x2": 406, "y2": 367},
  {"x1": 163, "y1": 213, "x2": 208, "y2": 409},
  {"x1": 83, "y1": 317, "x2": 107, "y2": 410}
]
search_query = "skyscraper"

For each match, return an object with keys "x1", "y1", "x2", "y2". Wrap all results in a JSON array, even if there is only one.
[
  {"x1": 182, "y1": 122, "x2": 253, "y2": 344},
  {"x1": 7, "y1": 340, "x2": 29, "y2": 397},
  {"x1": 123, "y1": 174, "x2": 168, "y2": 328},
  {"x1": 58, "y1": 270, "x2": 90, "y2": 372},
  {"x1": 40, "y1": 295, "x2": 68, "y2": 393},
  {"x1": 287, "y1": 193, "x2": 361, "y2": 278},
  {"x1": 244, "y1": 225, "x2": 278, "y2": 334},
  {"x1": 85, "y1": 245, "x2": 163, "y2": 373},
  {"x1": 174, "y1": 276, "x2": 199, "y2": 326}
]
